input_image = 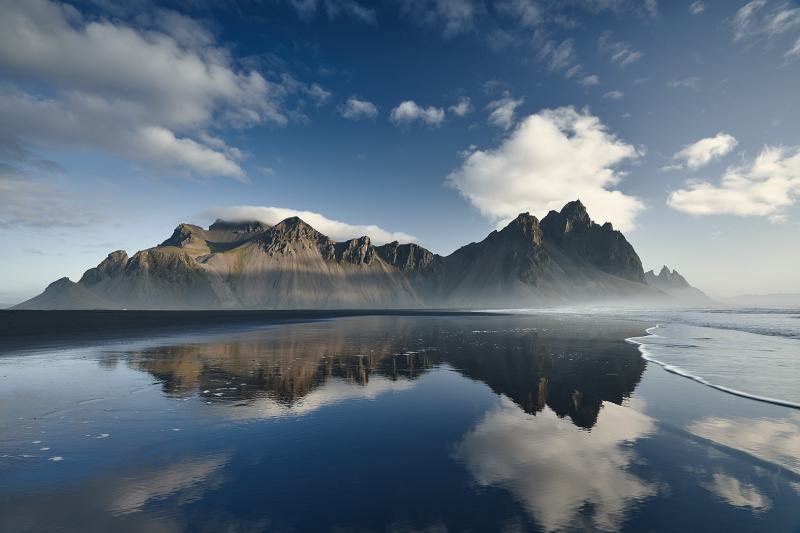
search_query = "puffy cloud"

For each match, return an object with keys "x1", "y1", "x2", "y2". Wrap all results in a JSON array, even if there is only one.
[
  {"x1": 453, "y1": 399, "x2": 656, "y2": 531},
  {"x1": 338, "y1": 97, "x2": 379, "y2": 120},
  {"x1": 688, "y1": 413, "x2": 800, "y2": 476},
  {"x1": 603, "y1": 90, "x2": 624, "y2": 99},
  {"x1": 580, "y1": 74, "x2": 600, "y2": 86},
  {"x1": 448, "y1": 96, "x2": 473, "y2": 117},
  {"x1": 390, "y1": 100, "x2": 445, "y2": 127},
  {"x1": 486, "y1": 95, "x2": 524, "y2": 129},
  {"x1": 203, "y1": 205, "x2": 418, "y2": 244},
  {"x1": 702, "y1": 473, "x2": 772, "y2": 511},
  {"x1": 674, "y1": 132, "x2": 738, "y2": 169},
  {"x1": 0, "y1": 0, "x2": 320, "y2": 179},
  {"x1": 599, "y1": 31, "x2": 644, "y2": 67},
  {"x1": 668, "y1": 145, "x2": 800, "y2": 221},
  {"x1": 447, "y1": 106, "x2": 644, "y2": 231},
  {"x1": 397, "y1": 0, "x2": 479, "y2": 37}
]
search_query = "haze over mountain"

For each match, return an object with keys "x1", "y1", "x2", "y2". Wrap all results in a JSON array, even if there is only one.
[
  {"x1": 17, "y1": 200, "x2": 707, "y2": 310},
  {"x1": 644, "y1": 266, "x2": 710, "y2": 305}
]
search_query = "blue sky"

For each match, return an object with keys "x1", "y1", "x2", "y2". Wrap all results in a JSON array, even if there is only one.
[{"x1": 1, "y1": 0, "x2": 800, "y2": 302}]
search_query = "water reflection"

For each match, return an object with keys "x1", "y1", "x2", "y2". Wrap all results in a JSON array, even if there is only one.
[
  {"x1": 122, "y1": 316, "x2": 646, "y2": 429},
  {"x1": 110, "y1": 453, "x2": 230, "y2": 515},
  {"x1": 4, "y1": 314, "x2": 800, "y2": 531},
  {"x1": 701, "y1": 471, "x2": 772, "y2": 512},
  {"x1": 454, "y1": 399, "x2": 656, "y2": 531},
  {"x1": 688, "y1": 413, "x2": 800, "y2": 477}
]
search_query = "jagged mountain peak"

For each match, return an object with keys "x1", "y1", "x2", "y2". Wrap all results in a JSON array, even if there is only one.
[
  {"x1": 18, "y1": 198, "x2": 703, "y2": 310},
  {"x1": 496, "y1": 212, "x2": 543, "y2": 245},
  {"x1": 646, "y1": 266, "x2": 689, "y2": 287},
  {"x1": 541, "y1": 200, "x2": 594, "y2": 239},
  {"x1": 560, "y1": 199, "x2": 590, "y2": 221}
]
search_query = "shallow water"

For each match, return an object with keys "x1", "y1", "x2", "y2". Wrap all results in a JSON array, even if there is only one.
[
  {"x1": 1, "y1": 313, "x2": 799, "y2": 532},
  {"x1": 506, "y1": 306, "x2": 800, "y2": 408}
]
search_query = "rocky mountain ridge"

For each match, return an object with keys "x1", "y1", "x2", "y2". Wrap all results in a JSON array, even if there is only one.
[{"x1": 17, "y1": 200, "x2": 705, "y2": 309}]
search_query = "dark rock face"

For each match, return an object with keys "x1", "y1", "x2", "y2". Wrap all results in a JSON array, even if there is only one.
[
  {"x1": 17, "y1": 200, "x2": 679, "y2": 310},
  {"x1": 207, "y1": 220, "x2": 270, "y2": 234},
  {"x1": 376, "y1": 242, "x2": 442, "y2": 274},
  {"x1": 541, "y1": 200, "x2": 644, "y2": 283}
]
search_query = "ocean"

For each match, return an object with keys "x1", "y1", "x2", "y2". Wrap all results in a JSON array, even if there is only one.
[{"x1": 516, "y1": 306, "x2": 800, "y2": 408}]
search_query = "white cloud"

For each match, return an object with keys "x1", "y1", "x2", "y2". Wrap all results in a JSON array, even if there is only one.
[
  {"x1": 688, "y1": 413, "x2": 800, "y2": 476},
  {"x1": 390, "y1": 100, "x2": 445, "y2": 127},
  {"x1": 453, "y1": 399, "x2": 656, "y2": 531},
  {"x1": 702, "y1": 473, "x2": 772, "y2": 511},
  {"x1": 580, "y1": 74, "x2": 600, "y2": 86},
  {"x1": 338, "y1": 97, "x2": 379, "y2": 120},
  {"x1": 534, "y1": 32, "x2": 583, "y2": 78},
  {"x1": 448, "y1": 96, "x2": 473, "y2": 117},
  {"x1": 787, "y1": 36, "x2": 800, "y2": 57},
  {"x1": 674, "y1": 132, "x2": 738, "y2": 169},
  {"x1": 732, "y1": 1, "x2": 800, "y2": 57},
  {"x1": 486, "y1": 95, "x2": 524, "y2": 129},
  {"x1": 203, "y1": 205, "x2": 418, "y2": 244},
  {"x1": 603, "y1": 90, "x2": 624, "y2": 99},
  {"x1": 668, "y1": 145, "x2": 800, "y2": 221},
  {"x1": 0, "y1": 0, "x2": 319, "y2": 179},
  {"x1": 690, "y1": 1, "x2": 705, "y2": 15},
  {"x1": 599, "y1": 31, "x2": 644, "y2": 67},
  {"x1": 111, "y1": 453, "x2": 230, "y2": 514},
  {"x1": 447, "y1": 106, "x2": 644, "y2": 231},
  {"x1": 397, "y1": 0, "x2": 479, "y2": 37}
]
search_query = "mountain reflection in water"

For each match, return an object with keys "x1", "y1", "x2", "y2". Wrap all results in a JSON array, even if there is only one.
[
  {"x1": 4, "y1": 313, "x2": 800, "y2": 532},
  {"x1": 123, "y1": 315, "x2": 646, "y2": 429}
]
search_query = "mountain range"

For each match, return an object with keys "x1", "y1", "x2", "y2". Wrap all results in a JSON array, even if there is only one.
[{"x1": 16, "y1": 200, "x2": 708, "y2": 310}]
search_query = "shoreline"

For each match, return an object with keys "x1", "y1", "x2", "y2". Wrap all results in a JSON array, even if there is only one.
[
  {"x1": 626, "y1": 324, "x2": 800, "y2": 410},
  {"x1": 0, "y1": 309, "x2": 506, "y2": 353},
  {"x1": 5, "y1": 307, "x2": 796, "y2": 412}
]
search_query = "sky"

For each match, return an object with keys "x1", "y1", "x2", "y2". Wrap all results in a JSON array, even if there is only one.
[{"x1": 1, "y1": 0, "x2": 799, "y2": 303}]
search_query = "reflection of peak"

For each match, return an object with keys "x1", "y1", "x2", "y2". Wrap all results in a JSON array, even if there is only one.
[{"x1": 125, "y1": 316, "x2": 646, "y2": 432}]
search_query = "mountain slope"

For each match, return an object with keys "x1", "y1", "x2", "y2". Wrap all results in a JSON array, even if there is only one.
[{"x1": 17, "y1": 200, "x2": 684, "y2": 310}]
